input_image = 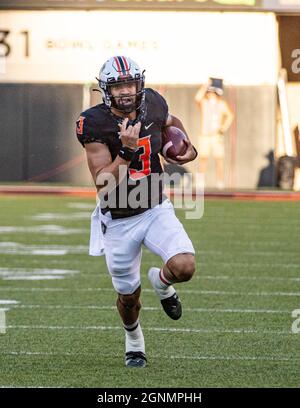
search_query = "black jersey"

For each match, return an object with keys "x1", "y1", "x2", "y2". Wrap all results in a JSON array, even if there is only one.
[{"x1": 76, "y1": 88, "x2": 168, "y2": 219}]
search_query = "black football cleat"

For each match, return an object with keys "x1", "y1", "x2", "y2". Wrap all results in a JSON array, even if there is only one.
[
  {"x1": 125, "y1": 351, "x2": 147, "y2": 368},
  {"x1": 160, "y1": 293, "x2": 182, "y2": 320}
]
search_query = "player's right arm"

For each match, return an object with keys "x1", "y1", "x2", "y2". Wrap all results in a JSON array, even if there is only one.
[
  {"x1": 84, "y1": 118, "x2": 141, "y2": 192},
  {"x1": 195, "y1": 84, "x2": 208, "y2": 107}
]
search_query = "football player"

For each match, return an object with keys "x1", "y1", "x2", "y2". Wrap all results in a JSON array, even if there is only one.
[{"x1": 76, "y1": 56, "x2": 197, "y2": 368}]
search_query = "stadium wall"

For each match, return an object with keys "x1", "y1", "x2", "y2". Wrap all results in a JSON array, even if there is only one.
[
  {"x1": 0, "y1": 83, "x2": 276, "y2": 188},
  {"x1": 0, "y1": 83, "x2": 90, "y2": 184}
]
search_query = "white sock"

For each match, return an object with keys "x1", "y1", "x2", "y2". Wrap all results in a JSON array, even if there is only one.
[
  {"x1": 124, "y1": 320, "x2": 145, "y2": 354},
  {"x1": 148, "y1": 267, "x2": 176, "y2": 300}
]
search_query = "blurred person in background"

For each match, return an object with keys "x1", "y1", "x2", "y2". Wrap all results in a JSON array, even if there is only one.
[{"x1": 195, "y1": 78, "x2": 234, "y2": 189}]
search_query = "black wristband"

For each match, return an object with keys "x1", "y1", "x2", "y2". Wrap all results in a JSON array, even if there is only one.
[{"x1": 118, "y1": 146, "x2": 135, "y2": 162}]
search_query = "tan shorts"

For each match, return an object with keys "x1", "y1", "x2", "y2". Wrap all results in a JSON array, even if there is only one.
[{"x1": 198, "y1": 134, "x2": 225, "y2": 159}]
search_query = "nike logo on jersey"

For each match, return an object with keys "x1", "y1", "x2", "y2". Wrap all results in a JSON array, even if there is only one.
[{"x1": 145, "y1": 122, "x2": 154, "y2": 130}]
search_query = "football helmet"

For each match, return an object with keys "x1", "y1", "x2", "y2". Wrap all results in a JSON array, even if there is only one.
[{"x1": 97, "y1": 56, "x2": 145, "y2": 114}]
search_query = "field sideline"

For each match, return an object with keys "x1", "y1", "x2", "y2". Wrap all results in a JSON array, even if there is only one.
[{"x1": 0, "y1": 195, "x2": 299, "y2": 388}]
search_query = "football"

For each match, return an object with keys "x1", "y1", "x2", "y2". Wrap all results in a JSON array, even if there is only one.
[{"x1": 162, "y1": 126, "x2": 188, "y2": 161}]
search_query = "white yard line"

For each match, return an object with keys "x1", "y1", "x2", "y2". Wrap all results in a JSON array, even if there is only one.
[
  {"x1": 196, "y1": 249, "x2": 299, "y2": 256},
  {"x1": 4, "y1": 276, "x2": 66, "y2": 281},
  {"x1": 6, "y1": 325, "x2": 291, "y2": 335},
  {"x1": 195, "y1": 262, "x2": 300, "y2": 269},
  {"x1": 0, "y1": 268, "x2": 78, "y2": 274},
  {"x1": 0, "y1": 225, "x2": 88, "y2": 235},
  {"x1": 67, "y1": 203, "x2": 95, "y2": 210},
  {"x1": 186, "y1": 275, "x2": 300, "y2": 282},
  {"x1": 0, "y1": 385, "x2": 62, "y2": 388},
  {"x1": 1, "y1": 287, "x2": 300, "y2": 297},
  {"x1": 31, "y1": 212, "x2": 91, "y2": 220},
  {"x1": 0, "y1": 351, "x2": 297, "y2": 362},
  {"x1": 0, "y1": 300, "x2": 20, "y2": 305},
  {"x1": 0, "y1": 241, "x2": 299, "y2": 258},
  {"x1": 0, "y1": 268, "x2": 79, "y2": 281},
  {"x1": 169, "y1": 355, "x2": 299, "y2": 362},
  {"x1": 10, "y1": 304, "x2": 291, "y2": 314},
  {"x1": 79, "y1": 273, "x2": 300, "y2": 283},
  {"x1": 0, "y1": 242, "x2": 88, "y2": 255}
]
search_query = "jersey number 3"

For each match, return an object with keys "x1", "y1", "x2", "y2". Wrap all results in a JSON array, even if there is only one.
[{"x1": 129, "y1": 136, "x2": 151, "y2": 180}]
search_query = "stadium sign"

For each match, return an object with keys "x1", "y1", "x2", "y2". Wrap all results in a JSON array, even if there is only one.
[
  {"x1": 0, "y1": 10, "x2": 278, "y2": 84},
  {"x1": 0, "y1": 0, "x2": 261, "y2": 11},
  {"x1": 264, "y1": 0, "x2": 300, "y2": 11}
]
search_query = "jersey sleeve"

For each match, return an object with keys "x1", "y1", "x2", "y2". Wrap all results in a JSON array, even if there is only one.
[
  {"x1": 75, "y1": 114, "x2": 108, "y2": 148},
  {"x1": 147, "y1": 89, "x2": 169, "y2": 127},
  {"x1": 157, "y1": 92, "x2": 169, "y2": 126}
]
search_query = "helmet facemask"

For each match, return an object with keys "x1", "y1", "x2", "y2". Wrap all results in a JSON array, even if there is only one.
[
  {"x1": 97, "y1": 56, "x2": 145, "y2": 115},
  {"x1": 107, "y1": 77, "x2": 144, "y2": 114}
]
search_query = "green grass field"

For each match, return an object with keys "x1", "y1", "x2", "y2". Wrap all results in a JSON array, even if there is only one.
[{"x1": 0, "y1": 195, "x2": 299, "y2": 388}]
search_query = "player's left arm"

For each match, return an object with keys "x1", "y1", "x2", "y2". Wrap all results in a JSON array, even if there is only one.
[{"x1": 164, "y1": 114, "x2": 198, "y2": 164}]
